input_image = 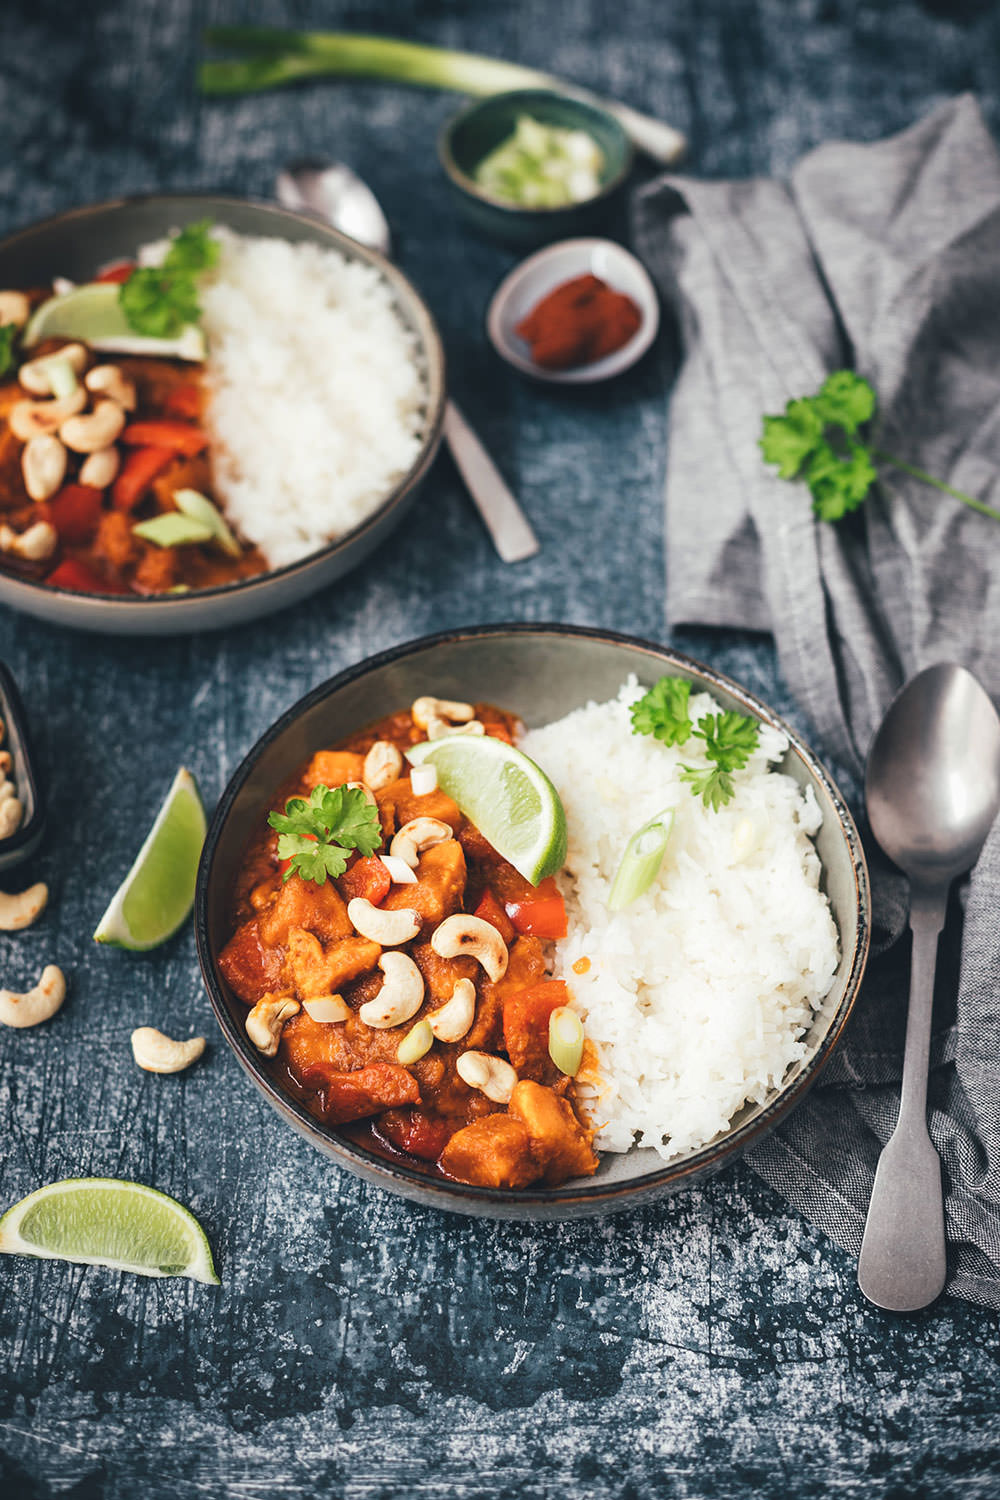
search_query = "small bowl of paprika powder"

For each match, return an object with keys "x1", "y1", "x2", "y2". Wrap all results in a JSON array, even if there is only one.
[{"x1": 487, "y1": 237, "x2": 660, "y2": 384}]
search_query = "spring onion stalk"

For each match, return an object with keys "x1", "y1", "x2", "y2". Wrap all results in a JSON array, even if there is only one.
[
  {"x1": 398, "y1": 1019, "x2": 434, "y2": 1066},
  {"x1": 548, "y1": 1007, "x2": 585, "y2": 1077},
  {"x1": 607, "y1": 808, "x2": 675, "y2": 911},
  {"x1": 199, "y1": 29, "x2": 687, "y2": 166}
]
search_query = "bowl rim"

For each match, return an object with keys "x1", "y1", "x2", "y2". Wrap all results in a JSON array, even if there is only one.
[
  {"x1": 195, "y1": 621, "x2": 871, "y2": 1215},
  {"x1": 486, "y1": 235, "x2": 661, "y2": 384},
  {"x1": 0, "y1": 192, "x2": 447, "y2": 613},
  {"x1": 438, "y1": 88, "x2": 635, "y2": 217}
]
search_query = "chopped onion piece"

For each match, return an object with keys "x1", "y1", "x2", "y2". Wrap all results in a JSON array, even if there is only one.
[
  {"x1": 303, "y1": 996, "x2": 350, "y2": 1023},
  {"x1": 409, "y1": 763, "x2": 438, "y2": 796},
  {"x1": 379, "y1": 854, "x2": 418, "y2": 885},
  {"x1": 397, "y1": 1018, "x2": 433, "y2": 1065}
]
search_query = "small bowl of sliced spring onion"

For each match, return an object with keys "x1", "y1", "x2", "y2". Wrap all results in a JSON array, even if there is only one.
[{"x1": 439, "y1": 89, "x2": 634, "y2": 247}]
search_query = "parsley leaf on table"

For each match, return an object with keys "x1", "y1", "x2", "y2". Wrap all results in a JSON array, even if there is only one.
[
  {"x1": 0, "y1": 323, "x2": 17, "y2": 379},
  {"x1": 268, "y1": 783, "x2": 382, "y2": 885},
  {"x1": 761, "y1": 369, "x2": 1000, "y2": 524},
  {"x1": 119, "y1": 219, "x2": 219, "y2": 338},
  {"x1": 630, "y1": 675, "x2": 693, "y2": 746}
]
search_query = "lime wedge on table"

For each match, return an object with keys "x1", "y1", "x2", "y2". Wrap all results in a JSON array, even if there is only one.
[
  {"x1": 0, "y1": 1178, "x2": 219, "y2": 1283},
  {"x1": 94, "y1": 767, "x2": 206, "y2": 950},
  {"x1": 406, "y1": 735, "x2": 567, "y2": 885},
  {"x1": 23, "y1": 282, "x2": 206, "y2": 361}
]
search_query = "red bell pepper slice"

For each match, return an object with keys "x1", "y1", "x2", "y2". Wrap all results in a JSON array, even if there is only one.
[
  {"x1": 504, "y1": 877, "x2": 568, "y2": 939},
  {"x1": 339, "y1": 855, "x2": 391, "y2": 906},
  {"x1": 94, "y1": 262, "x2": 135, "y2": 284},
  {"x1": 474, "y1": 888, "x2": 516, "y2": 945},
  {"x1": 46, "y1": 484, "x2": 104, "y2": 545},
  {"x1": 111, "y1": 445, "x2": 175, "y2": 513},
  {"x1": 121, "y1": 421, "x2": 208, "y2": 457},
  {"x1": 45, "y1": 559, "x2": 128, "y2": 595}
]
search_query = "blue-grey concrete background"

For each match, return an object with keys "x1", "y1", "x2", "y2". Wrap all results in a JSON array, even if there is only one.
[{"x1": 1, "y1": 2, "x2": 998, "y2": 1496}]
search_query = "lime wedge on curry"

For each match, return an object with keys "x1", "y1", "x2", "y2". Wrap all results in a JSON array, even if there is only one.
[
  {"x1": 23, "y1": 282, "x2": 206, "y2": 361},
  {"x1": 0, "y1": 1178, "x2": 219, "y2": 1283},
  {"x1": 94, "y1": 767, "x2": 206, "y2": 950},
  {"x1": 406, "y1": 735, "x2": 567, "y2": 885}
]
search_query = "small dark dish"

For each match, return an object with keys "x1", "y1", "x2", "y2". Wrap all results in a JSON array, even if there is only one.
[
  {"x1": 0, "y1": 661, "x2": 45, "y2": 873},
  {"x1": 439, "y1": 90, "x2": 634, "y2": 248},
  {"x1": 196, "y1": 625, "x2": 870, "y2": 1221},
  {"x1": 0, "y1": 195, "x2": 446, "y2": 636}
]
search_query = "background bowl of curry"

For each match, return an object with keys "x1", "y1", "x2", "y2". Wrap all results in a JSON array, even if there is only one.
[
  {"x1": 0, "y1": 194, "x2": 446, "y2": 636},
  {"x1": 195, "y1": 623, "x2": 871, "y2": 1221}
]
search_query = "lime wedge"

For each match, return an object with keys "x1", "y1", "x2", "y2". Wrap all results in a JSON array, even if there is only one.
[
  {"x1": 94, "y1": 767, "x2": 206, "y2": 950},
  {"x1": 406, "y1": 735, "x2": 567, "y2": 885},
  {"x1": 23, "y1": 283, "x2": 206, "y2": 361},
  {"x1": 0, "y1": 1178, "x2": 219, "y2": 1283}
]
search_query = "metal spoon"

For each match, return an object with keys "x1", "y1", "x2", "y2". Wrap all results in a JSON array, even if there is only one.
[
  {"x1": 276, "y1": 161, "x2": 539, "y2": 564},
  {"x1": 858, "y1": 663, "x2": 1000, "y2": 1311}
]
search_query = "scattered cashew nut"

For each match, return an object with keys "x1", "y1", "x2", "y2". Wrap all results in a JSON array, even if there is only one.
[
  {"x1": 22, "y1": 434, "x2": 67, "y2": 501},
  {"x1": 348, "y1": 897, "x2": 421, "y2": 946},
  {"x1": 362, "y1": 740, "x2": 403, "y2": 792},
  {"x1": 428, "y1": 977, "x2": 477, "y2": 1043},
  {"x1": 8, "y1": 388, "x2": 87, "y2": 441},
  {"x1": 456, "y1": 1050, "x2": 517, "y2": 1104},
  {"x1": 245, "y1": 994, "x2": 300, "y2": 1056},
  {"x1": 0, "y1": 964, "x2": 66, "y2": 1029},
  {"x1": 411, "y1": 696, "x2": 475, "y2": 731},
  {"x1": 389, "y1": 816, "x2": 453, "y2": 869},
  {"x1": 0, "y1": 521, "x2": 57, "y2": 563},
  {"x1": 0, "y1": 752, "x2": 12, "y2": 778},
  {"x1": 85, "y1": 364, "x2": 137, "y2": 411},
  {"x1": 430, "y1": 914, "x2": 508, "y2": 982},
  {"x1": 18, "y1": 344, "x2": 88, "y2": 396},
  {"x1": 79, "y1": 445, "x2": 121, "y2": 489},
  {"x1": 59, "y1": 399, "x2": 126, "y2": 454},
  {"x1": 0, "y1": 291, "x2": 30, "y2": 328},
  {"x1": 0, "y1": 882, "x2": 47, "y2": 931},
  {"x1": 359, "y1": 951, "x2": 425, "y2": 1029},
  {"x1": 131, "y1": 1027, "x2": 205, "y2": 1074},
  {"x1": 427, "y1": 718, "x2": 485, "y2": 741},
  {"x1": 0, "y1": 797, "x2": 23, "y2": 839}
]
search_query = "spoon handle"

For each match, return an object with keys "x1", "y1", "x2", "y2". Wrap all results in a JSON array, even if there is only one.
[
  {"x1": 857, "y1": 892, "x2": 948, "y2": 1311},
  {"x1": 443, "y1": 401, "x2": 540, "y2": 564}
]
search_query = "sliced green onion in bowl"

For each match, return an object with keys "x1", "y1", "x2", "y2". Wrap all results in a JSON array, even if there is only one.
[
  {"x1": 607, "y1": 807, "x2": 675, "y2": 911},
  {"x1": 132, "y1": 513, "x2": 215, "y2": 549},
  {"x1": 548, "y1": 1006, "x2": 584, "y2": 1076},
  {"x1": 173, "y1": 489, "x2": 241, "y2": 557},
  {"x1": 398, "y1": 1018, "x2": 433, "y2": 1066}
]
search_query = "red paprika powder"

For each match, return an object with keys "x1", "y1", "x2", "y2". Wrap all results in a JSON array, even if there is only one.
[{"x1": 515, "y1": 273, "x2": 642, "y2": 371}]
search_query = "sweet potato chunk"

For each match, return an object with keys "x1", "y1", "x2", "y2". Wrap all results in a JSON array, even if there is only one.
[
  {"x1": 304, "y1": 1062, "x2": 420, "y2": 1125},
  {"x1": 383, "y1": 840, "x2": 466, "y2": 927},
  {"x1": 410, "y1": 940, "x2": 478, "y2": 1003},
  {"x1": 258, "y1": 874, "x2": 354, "y2": 947},
  {"x1": 218, "y1": 916, "x2": 287, "y2": 1004},
  {"x1": 302, "y1": 750, "x2": 365, "y2": 791},
  {"x1": 439, "y1": 1114, "x2": 542, "y2": 1189},
  {"x1": 388, "y1": 781, "x2": 462, "y2": 834},
  {"x1": 508, "y1": 1080, "x2": 598, "y2": 1185},
  {"x1": 285, "y1": 929, "x2": 381, "y2": 998},
  {"x1": 502, "y1": 980, "x2": 566, "y2": 1080}
]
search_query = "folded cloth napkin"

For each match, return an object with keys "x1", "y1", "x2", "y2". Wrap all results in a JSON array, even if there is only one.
[{"x1": 633, "y1": 94, "x2": 1000, "y2": 1307}]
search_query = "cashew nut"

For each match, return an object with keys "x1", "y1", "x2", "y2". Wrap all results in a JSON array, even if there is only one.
[
  {"x1": 411, "y1": 696, "x2": 475, "y2": 730},
  {"x1": 79, "y1": 445, "x2": 121, "y2": 489},
  {"x1": 59, "y1": 399, "x2": 126, "y2": 454},
  {"x1": 430, "y1": 914, "x2": 509, "y2": 982},
  {"x1": 8, "y1": 388, "x2": 87, "y2": 441},
  {"x1": 0, "y1": 882, "x2": 47, "y2": 931},
  {"x1": 245, "y1": 993, "x2": 300, "y2": 1056},
  {"x1": 0, "y1": 521, "x2": 57, "y2": 563},
  {"x1": 0, "y1": 798, "x2": 22, "y2": 839},
  {"x1": 0, "y1": 965, "x2": 66, "y2": 1028},
  {"x1": 359, "y1": 951, "x2": 425, "y2": 1029},
  {"x1": 397, "y1": 1018, "x2": 433, "y2": 1064},
  {"x1": 0, "y1": 291, "x2": 30, "y2": 328},
  {"x1": 348, "y1": 897, "x2": 421, "y2": 946},
  {"x1": 85, "y1": 364, "x2": 137, "y2": 411},
  {"x1": 130, "y1": 1027, "x2": 205, "y2": 1074},
  {"x1": 344, "y1": 780, "x2": 377, "y2": 807},
  {"x1": 456, "y1": 1050, "x2": 517, "y2": 1104},
  {"x1": 0, "y1": 752, "x2": 12, "y2": 777},
  {"x1": 389, "y1": 816, "x2": 453, "y2": 869},
  {"x1": 0, "y1": 778, "x2": 17, "y2": 803},
  {"x1": 378, "y1": 853, "x2": 418, "y2": 886},
  {"x1": 427, "y1": 718, "x2": 485, "y2": 741},
  {"x1": 428, "y1": 977, "x2": 477, "y2": 1043},
  {"x1": 19, "y1": 344, "x2": 87, "y2": 396},
  {"x1": 22, "y1": 434, "x2": 67, "y2": 501},
  {"x1": 362, "y1": 740, "x2": 403, "y2": 792},
  {"x1": 303, "y1": 995, "x2": 350, "y2": 1023}
]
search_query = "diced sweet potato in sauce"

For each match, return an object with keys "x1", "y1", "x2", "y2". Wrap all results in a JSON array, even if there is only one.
[
  {"x1": 258, "y1": 875, "x2": 354, "y2": 947},
  {"x1": 439, "y1": 1114, "x2": 540, "y2": 1189},
  {"x1": 508, "y1": 1080, "x2": 598, "y2": 1184},
  {"x1": 383, "y1": 840, "x2": 467, "y2": 928}
]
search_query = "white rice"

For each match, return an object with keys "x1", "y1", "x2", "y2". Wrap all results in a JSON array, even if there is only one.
[
  {"x1": 521, "y1": 678, "x2": 840, "y2": 1162},
  {"x1": 141, "y1": 229, "x2": 428, "y2": 569}
]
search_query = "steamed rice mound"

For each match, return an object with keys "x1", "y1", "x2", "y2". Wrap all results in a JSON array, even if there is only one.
[
  {"x1": 521, "y1": 680, "x2": 840, "y2": 1163},
  {"x1": 193, "y1": 231, "x2": 427, "y2": 569}
]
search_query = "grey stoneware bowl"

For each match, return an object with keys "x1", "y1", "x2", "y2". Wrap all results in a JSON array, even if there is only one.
[
  {"x1": 0, "y1": 194, "x2": 446, "y2": 636},
  {"x1": 439, "y1": 90, "x2": 634, "y2": 248},
  {"x1": 196, "y1": 624, "x2": 871, "y2": 1222}
]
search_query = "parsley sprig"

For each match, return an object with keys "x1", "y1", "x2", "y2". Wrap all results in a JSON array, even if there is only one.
[
  {"x1": 119, "y1": 219, "x2": 219, "y2": 339},
  {"x1": 0, "y1": 323, "x2": 17, "y2": 379},
  {"x1": 761, "y1": 370, "x2": 1000, "y2": 524},
  {"x1": 630, "y1": 677, "x2": 760, "y2": 810},
  {"x1": 268, "y1": 783, "x2": 382, "y2": 885}
]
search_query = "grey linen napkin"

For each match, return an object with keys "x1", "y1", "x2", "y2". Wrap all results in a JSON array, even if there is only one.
[{"x1": 633, "y1": 94, "x2": 1000, "y2": 1307}]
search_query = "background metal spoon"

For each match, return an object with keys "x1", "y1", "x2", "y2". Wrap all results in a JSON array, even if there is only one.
[
  {"x1": 277, "y1": 160, "x2": 540, "y2": 564},
  {"x1": 858, "y1": 662, "x2": 1000, "y2": 1311}
]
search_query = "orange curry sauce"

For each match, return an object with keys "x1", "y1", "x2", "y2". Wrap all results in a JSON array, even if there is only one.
[{"x1": 218, "y1": 706, "x2": 599, "y2": 1190}]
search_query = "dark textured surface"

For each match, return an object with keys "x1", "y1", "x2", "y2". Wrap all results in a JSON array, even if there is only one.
[{"x1": 1, "y1": 2, "x2": 999, "y2": 1496}]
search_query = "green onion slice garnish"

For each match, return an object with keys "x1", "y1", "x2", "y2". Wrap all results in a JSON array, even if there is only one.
[
  {"x1": 173, "y1": 488, "x2": 241, "y2": 557},
  {"x1": 607, "y1": 807, "x2": 675, "y2": 911},
  {"x1": 548, "y1": 1006, "x2": 584, "y2": 1077},
  {"x1": 132, "y1": 513, "x2": 214, "y2": 549}
]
